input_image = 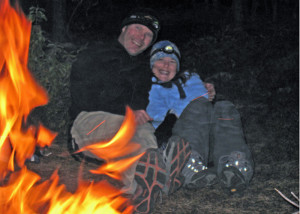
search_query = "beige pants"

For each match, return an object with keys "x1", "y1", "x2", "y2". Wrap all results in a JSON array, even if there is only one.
[{"x1": 71, "y1": 111, "x2": 157, "y2": 194}]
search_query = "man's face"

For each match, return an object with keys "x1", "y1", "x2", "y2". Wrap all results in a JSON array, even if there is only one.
[
  {"x1": 152, "y1": 57, "x2": 177, "y2": 82},
  {"x1": 120, "y1": 24, "x2": 153, "y2": 56}
]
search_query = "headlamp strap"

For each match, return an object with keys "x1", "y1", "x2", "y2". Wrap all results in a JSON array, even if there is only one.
[
  {"x1": 173, "y1": 79, "x2": 186, "y2": 99},
  {"x1": 130, "y1": 14, "x2": 160, "y2": 30},
  {"x1": 153, "y1": 77, "x2": 186, "y2": 99}
]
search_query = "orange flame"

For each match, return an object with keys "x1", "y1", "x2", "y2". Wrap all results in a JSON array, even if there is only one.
[
  {"x1": 78, "y1": 106, "x2": 145, "y2": 180},
  {"x1": 0, "y1": 0, "x2": 56, "y2": 178},
  {"x1": 0, "y1": 167, "x2": 133, "y2": 213},
  {"x1": 0, "y1": 1, "x2": 140, "y2": 213}
]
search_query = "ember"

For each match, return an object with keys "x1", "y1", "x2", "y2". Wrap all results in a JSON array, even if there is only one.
[{"x1": 0, "y1": 0, "x2": 138, "y2": 213}]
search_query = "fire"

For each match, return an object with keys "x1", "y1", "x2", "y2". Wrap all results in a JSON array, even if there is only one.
[
  {"x1": 78, "y1": 106, "x2": 145, "y2": 180},
  {"x1": 0, "y1": 168, "x2": 133, "y2": 213},
  {"x1": 0, "y1": 0, "x2": 55, "y2": 179},
  {"x1": 0, "y1": 0, "x2": 141, "y2": 213}
]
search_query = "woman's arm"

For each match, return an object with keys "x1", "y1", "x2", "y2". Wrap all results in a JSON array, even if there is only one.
[{"x1": 146, "y1": 86, "x2": 170, "y2": 129}]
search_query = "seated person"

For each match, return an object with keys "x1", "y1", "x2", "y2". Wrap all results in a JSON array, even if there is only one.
[{"x1": 147, "y1": 40, "x2": 254, "y2": 195}]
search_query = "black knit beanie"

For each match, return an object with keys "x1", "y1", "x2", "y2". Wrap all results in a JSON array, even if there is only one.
[{"x1": 121, "y1": 8, "x2": 160, "y2": 44}]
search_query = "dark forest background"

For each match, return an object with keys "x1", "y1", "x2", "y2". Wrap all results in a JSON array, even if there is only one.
[
  {"x1": 14, "y1": 0, "x2": 299, "y2": 213},
  {"x1": 19, "y1": 0, "x2": 298, "y2": 42}
]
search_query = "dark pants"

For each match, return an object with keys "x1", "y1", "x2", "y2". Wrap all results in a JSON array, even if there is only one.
[{"x1": 172, "y1": 97, "x2": 254, "y2": 182}]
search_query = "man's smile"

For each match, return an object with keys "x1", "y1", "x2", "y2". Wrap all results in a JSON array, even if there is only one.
[{"x1": 132, "y1": 39, "x2": 143, "y2": 47}]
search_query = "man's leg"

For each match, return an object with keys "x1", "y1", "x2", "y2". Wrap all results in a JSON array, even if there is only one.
[
  {"x1": 125, "y1": 121, "x2": 159, "y2": 193},
  {"x1": 70, "y1": 111, "x2": 157, "y2": 194},
  {"x1": 212, "y1": 101, "x2": 254, "y2": 195},
  {"x1": 71, "y1": 111, "x2": 191, "y2": 213}
]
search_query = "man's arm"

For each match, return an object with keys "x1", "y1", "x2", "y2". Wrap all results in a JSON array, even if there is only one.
[
  {"x1": 204, "y1": 82, "x2": 216, "y2": 101},
  {"x1": 69, "y1": 48, "x2": 101, "y2": 119},
  {"x1": 128, "y1": 61, "x2": 153, "y2": 124},
  {"x1": 133, "y1": 110, "x2": 153, "y2": 125},
  {"x1": 203, "y1": 72, "x2": 233, "y2": 101},
  {"x1": 70, "y1": 43, "x2": 120, "y2": 118}
]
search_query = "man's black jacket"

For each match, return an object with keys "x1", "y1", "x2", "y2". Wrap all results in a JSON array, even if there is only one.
[{"x1": 69, "y1": 40, "x2": 152, "y2": 121}]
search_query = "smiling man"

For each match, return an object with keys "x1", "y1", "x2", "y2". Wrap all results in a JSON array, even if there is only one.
[
  {"x1": 70, "y1": 9, "x2": 160, "y2": 125},
  {"x1": 69, "y1": 9, "x2": 191, "y2": 213},
  {"x1": 119, "y1": 22, "x2": 154, "y2": 56},
  {"x1": 120, "y1": 23, "x2": 153, "y2": 55}
]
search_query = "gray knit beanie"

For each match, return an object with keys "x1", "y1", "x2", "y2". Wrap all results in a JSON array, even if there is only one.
[{"x1": 150, "y1": 40, "x2": 181, "y2": 71}]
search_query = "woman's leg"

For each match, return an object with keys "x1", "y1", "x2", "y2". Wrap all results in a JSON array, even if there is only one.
[
  {"x1": 212, "y1": 101, "x2": 254, "y2": 194},
  {"x1": 172, "y1": 97, "x2": 212, "y2": 165}
]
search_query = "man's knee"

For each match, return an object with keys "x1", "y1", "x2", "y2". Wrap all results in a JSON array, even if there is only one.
[
  {"x1": 70, "y1": 111, "x2": 125, "y2": 159},
  {"x1": 134, "y1": 122, "x2": 158, "y2": 149}
]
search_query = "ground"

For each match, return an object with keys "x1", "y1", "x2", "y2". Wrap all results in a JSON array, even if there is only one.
[{"x1": 26, "y1": 102, "x2": 299, "y2": 213}]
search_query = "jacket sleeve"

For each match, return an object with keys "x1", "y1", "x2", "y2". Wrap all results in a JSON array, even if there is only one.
[
  {"x1": 129, "y1": 63, "x2": 152, "y2": 111},
  {"x1": 69, "y1": 47, "x2": 102, "y2": 120},
  {"x1": 146, "y1": 86, "x2": 170, "y2": 129},
  {"x1": 69, "y1": 44, "x2": 120, "y2": 119}
]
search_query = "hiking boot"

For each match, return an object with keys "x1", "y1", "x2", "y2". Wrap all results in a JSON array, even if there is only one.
[
  {"x1": 133, "y1": 149, "x2": 167, "y2": 213},
  {"x1": 219, "y1": 166, "x2": 247, "y2": 195},
  {"x1": 158, "y1": 142, "x2": 167, "y2": 153},
  {"x1": 39, "y1": 146, "x2": 52, "y2": 157},
  {"x1": 26, "y1": 154, "x2": 40, "y2": 164},
  {"x1": 184, "y1": 169, "x2": 218, "y2": 189},
  {"x1": 162, "y1": 136, "x2": 191, "y2": 195},
  {"x1": 181, "y1": 150, "x2": 218, "y2": 189},
  {"x1": 67, "y1": 138, "x2": 85, "y2": 162},
  {"x1": 218, "y1": 151, "x2": 253, "y2": 195}
]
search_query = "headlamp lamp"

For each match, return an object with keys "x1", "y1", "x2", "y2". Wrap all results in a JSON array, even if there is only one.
[{"x1": 150, "y1": 45, "x2": 181, "y2": 59}]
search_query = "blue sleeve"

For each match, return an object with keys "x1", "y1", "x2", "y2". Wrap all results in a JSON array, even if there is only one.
[
  {"x1": 146, "y1": 86, "x2": 170, "y2": 129},
  {"x1": 193, "y1": 73, "x2": 209, "y2": 99}
]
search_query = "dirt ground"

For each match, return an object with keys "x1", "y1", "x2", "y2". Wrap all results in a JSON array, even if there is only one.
[{"x1": 26, "y1": 102, "x2": 299, "y2": 214}]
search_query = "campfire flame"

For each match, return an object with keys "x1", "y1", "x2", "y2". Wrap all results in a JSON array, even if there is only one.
[
  {"x1": 0, "y1": 1, "x2": 141, "y2": 213},
  {"x1": 0, "y1": 0, "x2": 55, "y2": 179},
  {"x1": 78, "y1": 107, "x2": 144, "y2": 180}
]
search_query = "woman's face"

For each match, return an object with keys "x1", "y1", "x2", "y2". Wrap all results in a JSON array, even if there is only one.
[{"x1": 152, "y1": 57, "x2": 177, "y2": 82}]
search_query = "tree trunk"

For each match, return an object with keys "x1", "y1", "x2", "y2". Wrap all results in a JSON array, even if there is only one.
[
  {"x1": 212, "y1": 0, "x2": 220, "y2": 10},
  {"x1": 272, "y1": 0, "x2": 278, "y2": 22},
  {"x1": 204, "y1": 0, "x2": 210, "y2": 10},
  {"x1": 250, "y1": 0, "x2": 259, "y2": 20},
  {"x1": 263, "y1": 0, "x2": 271, "y2": 16},
  {"x1": 52, "y1": 0, "x2": 66, "y2": 42},
  {"x1": 232, "y1": 0, "x2": 244, "y2": 29}
]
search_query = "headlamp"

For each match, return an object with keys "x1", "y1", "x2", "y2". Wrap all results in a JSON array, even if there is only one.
[
  {"x1": 129, "y1": 14, "x2": 160, "y2": 30},
  {"x1": 150, "y1": 45, "x2": 181, "y2": 59}
]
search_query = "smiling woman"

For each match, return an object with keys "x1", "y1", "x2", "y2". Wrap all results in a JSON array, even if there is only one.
[
  {"x1": 150, "y1": 41, "x2": 181, "y2": 82},
  {"x1": 152, "y1": 57, "x2": 177, "y2": 82}
]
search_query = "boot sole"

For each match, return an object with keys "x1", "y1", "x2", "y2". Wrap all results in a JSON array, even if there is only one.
[
  {"x1": 134, "y1": 149, "x2": 167, "y2": 213},
  {"x1": 163, "y1": 136, "x2": 191, "y2": 195}
]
